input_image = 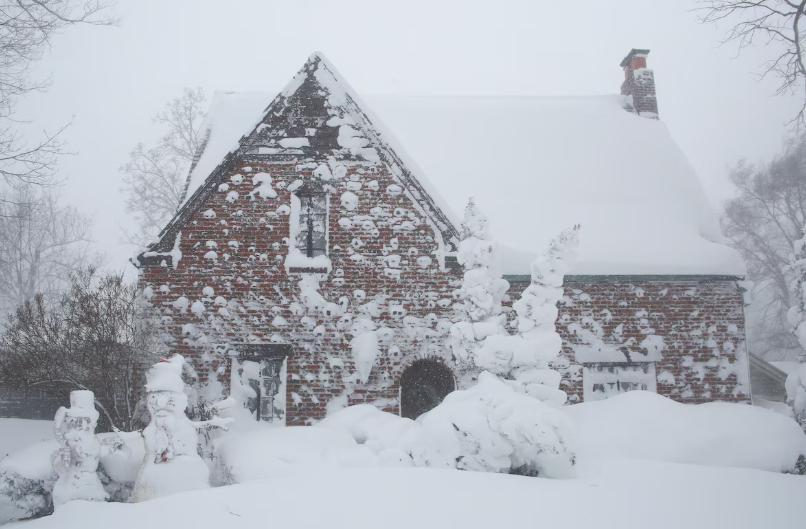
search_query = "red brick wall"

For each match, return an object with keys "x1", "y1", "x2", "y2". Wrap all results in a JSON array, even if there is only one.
[
  {"x1": 141, "y1": 162, "x2": 749, "y2": 423},
  {"x1": 140, "y1": 160, "x2": 460, "y2": 425},
  {"x1": 505, "y1": 279, "x2": 750, "y2": 404}
]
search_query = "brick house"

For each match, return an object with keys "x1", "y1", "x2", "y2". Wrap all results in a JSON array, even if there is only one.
[{"x1": 134, "y1": 49, "x2": 751, "y2": 426}]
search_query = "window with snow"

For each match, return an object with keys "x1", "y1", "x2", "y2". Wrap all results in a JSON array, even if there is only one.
[
  {"x1": 582, "y1": 363, "x2": 657, "y2": 402},
  {"x1": 295, "y1": 192, "x2": 327, "y2": 257}
]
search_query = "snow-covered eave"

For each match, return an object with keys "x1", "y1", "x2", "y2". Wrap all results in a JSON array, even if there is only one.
[
  {"x1": 135, "y1": 61, "x2": 319, "y2": 265},
  {"x1": 134, "y1": 149, "x2": 242, "y2": 266}
]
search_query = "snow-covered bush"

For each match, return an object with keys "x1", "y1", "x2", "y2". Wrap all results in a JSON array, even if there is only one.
[
  {"x1": 412, "y1": 371, "x2": 577, "y2": 477},
  {"x1": 318, "y1": 375, "x2": 578, "y2": 479},
  {"x1": 0, "y1": 440, "x2": 59, "y2": 518}
]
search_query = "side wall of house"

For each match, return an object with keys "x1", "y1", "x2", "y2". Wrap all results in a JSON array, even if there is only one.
[
  {"x1": 505, "y1": 279, "x2": 750, "y2": 404},
  {"x1": 140, "y1": 160, "x2": 459, "y2": 425}
]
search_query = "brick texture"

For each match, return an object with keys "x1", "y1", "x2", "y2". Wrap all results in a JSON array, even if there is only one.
[
  {"x1": 141, "y1": 161, "x2": 461, "y2": 425},
  {"x1": 136, "y1": 53, "x2": 747, "y2": 426},
  {"x1": 506, "y1": 280, "x2": 750, "y2": 405}
]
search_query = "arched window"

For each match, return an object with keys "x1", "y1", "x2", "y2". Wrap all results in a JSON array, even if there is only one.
[{"x1": 400, "y1": 359, "x2": 455, "y2": 419}]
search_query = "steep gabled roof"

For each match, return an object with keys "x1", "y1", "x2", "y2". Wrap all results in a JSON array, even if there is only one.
[
  {"x1": 138, "y1": 53, "x2": 460, "y2": 266},
  {"x1": 141, "y1": 54, "x2": 745, "y2": 277}
]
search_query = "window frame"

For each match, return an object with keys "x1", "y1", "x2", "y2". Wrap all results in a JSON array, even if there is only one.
[{"x1": 295, "y1": 190, "x2": 328, "y2": 258}]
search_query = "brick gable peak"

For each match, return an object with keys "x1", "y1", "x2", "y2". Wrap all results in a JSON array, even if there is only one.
[{"x1": 136, "y1": 52, "x2": 460, "y2": 267}]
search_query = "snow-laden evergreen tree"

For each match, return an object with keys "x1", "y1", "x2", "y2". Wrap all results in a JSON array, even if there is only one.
[
  {"x1": 452, "y1": 220, "x2": 580, "y2": 406},
  {"x1": 434, "y1": 224, "x2": 580, "y2": 476},
  {"x1": 450, "y1": 199, "x2": 510, "y2": 375},
  {"x1": 786, "y1": 225, "x2": 806, "y2": 430},
  {"x1": 506, "y1": 225, "x2": 580, "y2": 405},
  {"x1": 51, "y1": 390, "x2": 107, "y2": 508}
]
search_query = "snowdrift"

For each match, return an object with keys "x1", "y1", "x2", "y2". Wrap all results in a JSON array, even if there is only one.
[
  {"x1": 3, "y1": 391, "x2": 805, "y2": 525},
  {"x1": 565, "y1": 390, "x2": 806, "y2": 472},
  {"x1": 15, "y1": 462, "x2": 806, "y2": 529}
]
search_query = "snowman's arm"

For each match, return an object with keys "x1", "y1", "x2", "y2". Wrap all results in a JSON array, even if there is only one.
[{"x1": 191, "y1": 417, "x2": 234, "y2": 432}]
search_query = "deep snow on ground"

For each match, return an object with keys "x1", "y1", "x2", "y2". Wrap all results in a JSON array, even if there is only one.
[
  {"x1": 3, "y1": 392, "x2": 806, "y2": 527},
  {"x1": 565, "y1": 391, "x2": 806, "y2": 472},
  {"x1": 14, "y1": 462, "x2": 806, "y2": 529},
  {"x1": 0, "y1": 420, "x2": 53, "y2": 459},
  {"x1": 0, "y1": 419, "x2": 53, "y2": 525}
]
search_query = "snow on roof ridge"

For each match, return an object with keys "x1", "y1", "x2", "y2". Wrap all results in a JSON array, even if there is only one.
[
  {"x1": 310, "y1": 58, "x2": 463, "y2": 233},
  {"x1": 169, "y1": 53, "x2": 462, "y2": 255},
  {"x1": 162, "y1": 57, "x2": 745, "y2": 276}
]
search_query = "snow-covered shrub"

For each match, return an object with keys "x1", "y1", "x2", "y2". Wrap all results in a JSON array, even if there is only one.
[
  {"x1": 319, "y1": 377, "x2": 577, "y2": 479},
  {"x1": 0, "y1": 440, "x2": 59, "y2": 518},
  {"x1": 411, "y1": 371, "x2": 577, "y2": 477}
]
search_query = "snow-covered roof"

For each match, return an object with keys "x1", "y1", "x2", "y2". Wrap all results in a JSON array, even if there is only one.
[{"x1": 180, "y1": 59, "x2": 744, "y2": 277}]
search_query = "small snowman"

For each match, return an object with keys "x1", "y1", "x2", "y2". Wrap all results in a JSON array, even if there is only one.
[
  {"x1": 52, "y1": 390, "x2": 108, "y2": 508},
  {"x1": 133, "y1": 354, "x2": 229, "y2": 502}
]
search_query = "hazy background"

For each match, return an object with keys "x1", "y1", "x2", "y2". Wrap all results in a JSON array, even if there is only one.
[{"x1": 14, "y1": 0, "x2": 802, "y2": 274}]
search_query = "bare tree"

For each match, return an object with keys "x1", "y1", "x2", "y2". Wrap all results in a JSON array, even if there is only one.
[
  {"x1": 0, "y1": 1, "x2": 117, "y2": 190},
  {"x1": 0, "y1": 268, "x2": 164, "y2": 431},
  {"x1": 121, "y1": 87, "x2": 206, "y2": 247},
  {"x1": 721, "y1": 137, "x2": 806, "y2": 358},
  {"x1": 697, "y1": 1, "x2": 806, "y2": 130},
  {"x1": 0, "y1": 185, "x2": 95, "y2": 316}
]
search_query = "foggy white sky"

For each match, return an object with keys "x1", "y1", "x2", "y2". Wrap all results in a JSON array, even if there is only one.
[{"x1": 14, "y1": 0, "x2": 803, "y2": 276}]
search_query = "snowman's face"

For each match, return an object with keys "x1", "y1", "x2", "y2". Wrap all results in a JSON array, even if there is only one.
[
  {"x1": 147, "y1": 391, "x2": 188, "y2": 417},
  {"x1": 64, "y1": 415, "x2": 93, "y2": 432}
]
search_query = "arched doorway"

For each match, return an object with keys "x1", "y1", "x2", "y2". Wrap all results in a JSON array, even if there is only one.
[{"x1": 400, "y1": 359, "x2": 455, "y2": 419}]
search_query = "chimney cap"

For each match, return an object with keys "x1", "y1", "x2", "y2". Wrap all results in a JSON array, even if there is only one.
[{"x1": 620, "y1": 48, "x2": 650, "y2": 68}]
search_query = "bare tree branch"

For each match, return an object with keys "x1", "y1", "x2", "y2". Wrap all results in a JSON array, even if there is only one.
[
  {"x1": 0, "y1": 269, "x2": 164, "y2": 431},
  {"x1": 0, "y1": 1, "x2": 117, "y2": 189},
  {"x1": 697, "y1": 0, "x2": 806, "y2": 131},
  {"x1": 721, "y1": 136, "x2": 806, "y2": 358},
  {"x1": 0, "y1": 184, "x2": 98, "y2": 316},
  {"x1": 120, "y1": 87, "x2": 206, "y2": 247}
]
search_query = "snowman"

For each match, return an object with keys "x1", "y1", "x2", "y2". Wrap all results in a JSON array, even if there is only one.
[
  {"x1": 52, "y1": 390, "x2": 108, "y2": 508},
  {"x1": 133, "y1": 354, "x2": 217, "y2": 502}
]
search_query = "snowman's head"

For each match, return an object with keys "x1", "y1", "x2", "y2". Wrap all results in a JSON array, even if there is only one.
[{"x1": 147, "y1": 389, "x2": 188, "y2": 417}]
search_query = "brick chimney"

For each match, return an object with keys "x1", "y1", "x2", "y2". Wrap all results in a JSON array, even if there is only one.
[{"x1": 620, "y1": 48, "x2": 658, "y2": 119}]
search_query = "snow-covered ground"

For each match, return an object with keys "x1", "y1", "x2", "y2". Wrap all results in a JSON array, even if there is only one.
[
  {"x1": 2, "y1": 392, "x2": 805, "y2": 528},
  {"x1": 0, "y1": 419, "x2": 54, "y2": 525},
  {"x1": 13, "y1": 463, "x2": 806, "y2": 529}
]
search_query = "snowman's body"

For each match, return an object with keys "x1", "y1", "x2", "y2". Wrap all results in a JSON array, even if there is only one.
[
  {"x1": 133, "y1": 355, "x2": 210, "y2": 502},
  {"x1": 52, "y1": 391, "x2": 108, "y2": 508}
]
